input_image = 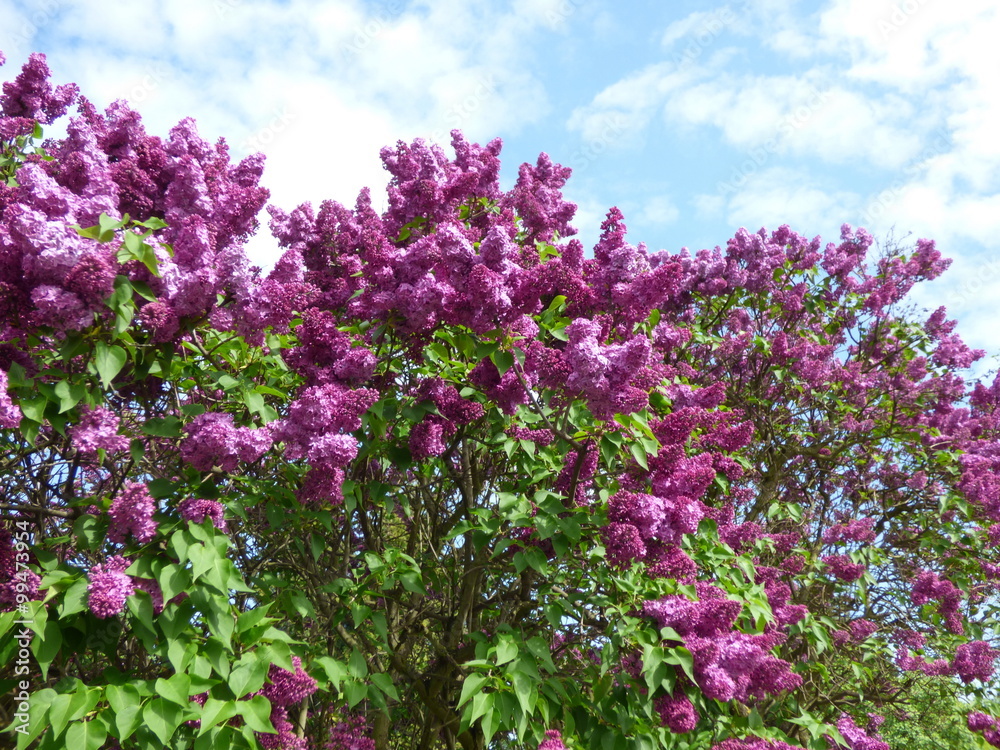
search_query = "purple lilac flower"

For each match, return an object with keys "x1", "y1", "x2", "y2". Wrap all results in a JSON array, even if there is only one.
[
  {"x1": 1, "y1": 53, "x2": 78, "y2": 123},
  {"x1": 257, "y1": 706, "x2": 307, "y2": 750},
  {"x1": 324, "y1": 712, "x2": 376, "y2": 750},
  {"x1": 108, "y1": 481, "x2": 157, "y2": 544},
  {"x1": 88, "y1": 555, "x2": 134, "y2": 618},
  {"x1": 0, "y1": 369, "x2": 19, "y2": 429},
  {"x1": 177, "y1": 498, "x2": 226, "y2": 529},
  {"x1": 262, "y1": 656, "x2": 317, "y2": 707},
  {"x1": 655, "y1": 691, "x2": 698, "y2": 733},
  {"x1": 822, "y1": 554, "x2": 866, "y2": 582},
  {"x1": 953, "y1": 640, "x2": 997, "y2": 684},
  {"x1": 70, "y1": 406, "x2": 129, "y2": 456},
  {"x1": 537, "y1": 730, "x2": 568, "y2": 750},
  {"x1": 835, "y1": 713, "x2": 890, "y2": 750}
]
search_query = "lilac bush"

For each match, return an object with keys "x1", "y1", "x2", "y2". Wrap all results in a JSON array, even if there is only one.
[{"x1": 0, "y1": 51, "x2": 998, "y2": 750}]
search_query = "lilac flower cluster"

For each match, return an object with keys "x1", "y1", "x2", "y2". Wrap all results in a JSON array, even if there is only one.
[
  {"x1": 180, "y1": 412, "x2": 273, "y2": 472},
  {"x1": 108, "y1": 481, "x2": 157, "y2": 544},
  {"x1": 87, "y1": 555, "x2": 134, "y2": 618},
  {"x1": 262, "y1": 656, "x2": 318, "y2": 707},
  {"x1": 643, "y1": 584, "x2": 802, "y2": 702},
  {"x1": 177, "y1": 498, "x2": 225, "y2": 529},
  {"x1": 537, "y1": 730, "x2": 568, "y2": 750},
  {"x1": 272, "y1": 382, "x2": 377, "y2": 504},
  {"x1": 711, "y1": 738, "x2": 806, "y2": 750},
  {"x1": 0, "y1": 369, "x2": 19, "y2": 429},
  {"x1": 324, "y1": 712, "x2": 376, "y2": 750},
  {"x1": 968, "y1": 712, "x2": 1000, "y2": 748},
  {"x1": 910, "y1": 570, "x2": 964, "y2": 634},
  {"x1": 0, "y1": 54, "x2": 269, "y2": 339},
  {"x1": 821, "y1": 554, "x2": 866, "y2": 582},
  {"x1": 834, "y1": 713, "x2": 889, "y2": 750},
  {"x1": 69, "y1": 406, "x2": 129, "y2": 456},
  {"x1": 654, "y1": 690, "x2": 699, "y2": 733},
  {"x1": 257, "y1": 707, "x2": 307, "y2": 750}
]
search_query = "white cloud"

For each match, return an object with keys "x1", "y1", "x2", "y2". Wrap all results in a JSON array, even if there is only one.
[
  {"x1": 722, "y1": 167, "x2": 857, "y2": 242},
  {"x1": 638, "y1": 195, "x2": 679, "y2": 225}
]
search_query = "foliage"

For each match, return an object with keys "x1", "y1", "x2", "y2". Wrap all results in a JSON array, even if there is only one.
[{"x1": 0, "y1": 50, "x2": 999, "y2": 750}]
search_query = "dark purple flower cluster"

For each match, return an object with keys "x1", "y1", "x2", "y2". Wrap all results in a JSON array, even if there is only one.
[
  {"x1": 537, "y1": 730, "x2": 568, "y2": 750},
  {"x1": 262, "y1": 656, "x2": 318, "y2": 707},
  {"x1": 654, "y1": 690, "x2": 699, "y2": 733},
  {"x1": 822, "y1": 554, "x2": 866, "y2": 582},
  {"x1": 324, "y1": 711, "x2": 376, "y2": 750},
  {"x1": 0, "y1": 369, "x2": 19, "y2": 429},
  {"x1": 711, "y1": 738, "x2": 806, "y2": 750}
]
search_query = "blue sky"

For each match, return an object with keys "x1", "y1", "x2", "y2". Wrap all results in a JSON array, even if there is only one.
[{"x1": 2, "y1": 0, "x2": 998, "y2": 369}]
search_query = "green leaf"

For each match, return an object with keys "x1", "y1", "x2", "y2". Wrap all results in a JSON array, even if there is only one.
[
  {"x1": 143, "y1": 698, "x2": 185, "y2": 745},
  {"x1": 370, "y1": 672, "x2": 400, "y2": 701},
  {"x1": 141, "y1": 416, "x2": 183, "y2": 437},
  {"x1": 58, "y1": 578, "x2": 89, "y2": 618},
  {"x1": 494, "y1": 636, "x2": 518, "y2": 666},
  {"x1": 113, "y1": 701, "x2": 143, "y2": 741},
  {"x1": 155, "y1": 673, "x2": 192, "y2": 706},
  {"x1": 65, "y1": 720, "x2": 107, "y2": 750},
  {"x1": 31, "y1": 620, "x2": 62, "y2": 680},
  {"x1": 491, "y1": 350, "x2": 515, "y2": 376},
  {"x1": 238, "y1": 695, "x2": 275, "y2": 734},
  {"x1": 94, "y1": 342, "x2": 127, "y2": 388},
  {"x1": 229, "y1": 659, "x2": 268, "y2": 699},
  {"x1": 198, "y1": 697, "x2": 239, "y2": 736},
  {"x1": 458, "y1": 673, "x2": 488, "y2": 708}
]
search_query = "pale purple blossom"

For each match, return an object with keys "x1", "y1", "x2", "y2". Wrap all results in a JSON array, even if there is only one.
[{"x1": 88, "y1": 555, "x2": 134, "y2": 618}]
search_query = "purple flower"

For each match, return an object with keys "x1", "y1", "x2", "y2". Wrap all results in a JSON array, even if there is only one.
[
  {"x1": 262, "y1": 656, "x2": 317, "y2": 707},
  {"x1": 836, "y1": 713, "x2": 890, "y2": 750},
  {"x1": 70, "y1": 406, "x2": 129, "y2": 456},
  {"x1": 88, "y1": 555, "x2": 134, "y2": 618},
  {"x1": 0, "y1": 369, "x2": 20, "y2": 429},
  {"x1": 257, "y1": 706, "x2": 307, "y2": 750},
  {"x1": 177, "y1": 498, "x2": 226, "y2": 529},
  {"x1": 822, "y1": 554, "x2": 866, "y2": 582},
  {"x1": 1, "y1": 53, "x2": 78, "y2": 123},
  {"x1": 538, "y1": 730, "x2": 568, "y2": 750},
  {"x1": 324, "y1": 711, "x2": 376, "y2": 750},
  {"x1": 655, "y1": 691, "x2": 698, "y2": 733},
  {"x1": 953, "y1": 640, "x2": 997, "y2": 684},
  {"x1": 108, "y1": 481, "x2": 157, "y2": 544}
]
